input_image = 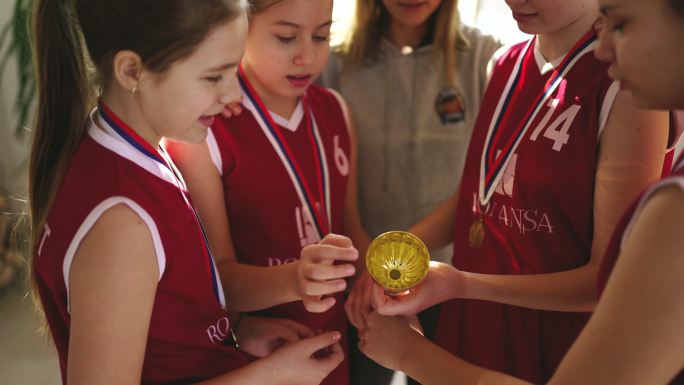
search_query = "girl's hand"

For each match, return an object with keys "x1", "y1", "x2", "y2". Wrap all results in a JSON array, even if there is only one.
[
  {"x1": 358, "y1": 312, "x2": 424, "y2": 372},
  {"x1": 298, "y1": 234, "x2": 359, "y2": 313},
  {"x1": 263, "y1": 331, "x2": 344, "y2": 385},
  {"x1": 344, "y1": 270, "x2": 374, "y2": 330},
  {"x1": 238, "y1": 316, "x2": 314, "y2": 357},
  {"x1": 372, "y1": 261, "x2": 465, "y2": 316}
]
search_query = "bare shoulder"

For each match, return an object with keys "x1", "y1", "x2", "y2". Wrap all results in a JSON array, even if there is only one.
[
  {"x1": 71, "y1": 202, "x2": 160, "y2": 286},
  {"x1": 67, "y1": 202, "x2": 160, "y2": 384},
  {"x1": 635, "y1": 184, "x2": 684, "y2": 232},
  {"x1": 604, "y1": 90, "x2": 669, "y2": 139},
  {"x1": 621, "y1": 183, "x2": 684, "y2": 270}
]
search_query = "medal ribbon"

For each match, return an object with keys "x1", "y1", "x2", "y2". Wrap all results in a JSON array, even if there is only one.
[
  {"x1": 479, "y1": 31, "x2": 598, "y2": 206},
  {"x1": 237, "y1": 65, "x2": 331, "y2": 240},
  {"x1": 97, "y1": 100, "x2": 226, "y2": 308}
]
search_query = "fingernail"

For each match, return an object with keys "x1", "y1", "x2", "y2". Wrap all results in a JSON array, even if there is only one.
[{"x1": 331, "y1": 331, "x2": 341, "y2": 340}]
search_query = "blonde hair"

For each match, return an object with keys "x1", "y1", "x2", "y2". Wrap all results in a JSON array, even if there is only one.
[{"x1": 342, "y1": 0, "x2": 464, "y2": 85}]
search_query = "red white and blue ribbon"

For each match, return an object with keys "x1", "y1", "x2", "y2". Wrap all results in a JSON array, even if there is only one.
[
  {"x1": 237, "y1": 65, "x2": 331, "y2": 241},
  {"x1": 479, "y1": 31, "x2": 597, "y2": 206},
  {"x1": 97, "y1": 100, "x2": 226, "y2": 309}
]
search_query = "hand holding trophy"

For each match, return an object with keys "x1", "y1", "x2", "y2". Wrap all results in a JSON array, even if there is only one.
[{"x1": 365, "y1": 231, "x2": 430, "y2": 295}]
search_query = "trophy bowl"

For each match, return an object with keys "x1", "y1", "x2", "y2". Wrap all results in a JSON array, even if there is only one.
[{"x1": 365, "y1": 231, "x2": 430, "y2": 295}]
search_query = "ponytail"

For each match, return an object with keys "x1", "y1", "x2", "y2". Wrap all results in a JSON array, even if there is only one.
[
  {"x1": 28, "y1": 0, "x2": 93, "y2": 291},
  {"x1": 27, "y1": 0, "x2": 246, "y2": 314}
]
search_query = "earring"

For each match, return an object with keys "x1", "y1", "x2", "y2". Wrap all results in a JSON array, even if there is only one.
[{"x1": 130, "y1": 86, "x2": 138, "y2": 94}]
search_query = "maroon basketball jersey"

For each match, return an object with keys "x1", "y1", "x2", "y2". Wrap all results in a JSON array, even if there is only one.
[
  {"x1": 435, "y1": 33, "x2": 620, "y2": 383},
  {"x1": 598, "y1": 155, "x2": 684, "y2": 385},
  {"x1": 34, "y1": 111, "x2": 249, "y2": 384},
  {"x1": 207, "y1": 84, "x2": 352, "y2": 385}
]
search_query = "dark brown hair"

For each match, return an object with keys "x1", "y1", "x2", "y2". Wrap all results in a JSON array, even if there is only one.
[
  {"x1": 29, "y1": 0, "x2": 245, "y2": 297},
  {"x1": 669, "y1": 0, "x2": 684, "y2": 15}
]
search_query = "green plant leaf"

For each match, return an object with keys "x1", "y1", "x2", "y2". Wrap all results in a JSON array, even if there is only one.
[{"x1": 0, "y1": 0, "x2": 35, "y2": 139}]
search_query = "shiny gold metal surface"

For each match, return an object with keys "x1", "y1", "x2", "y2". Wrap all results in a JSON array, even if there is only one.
[{"x1": 365, "y1": 231, "x2": 430, "y2": 294}]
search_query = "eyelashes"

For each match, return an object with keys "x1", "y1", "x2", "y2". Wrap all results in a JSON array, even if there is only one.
[
  {"x1": 275, "y1": 35, "x2": 330, "y2": 44},
  {"x1": 205, "y1": 75, "x2": 223, "y2": 83}
]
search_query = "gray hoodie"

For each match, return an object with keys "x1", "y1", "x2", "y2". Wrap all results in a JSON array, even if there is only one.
[{"x1": 319, "y1": 26, "x2": 502, "y2": 262}]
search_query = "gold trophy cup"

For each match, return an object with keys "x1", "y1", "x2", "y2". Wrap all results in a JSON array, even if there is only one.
[{"x1": 365, "y1": 231, "x2": 430, "y2": 295}]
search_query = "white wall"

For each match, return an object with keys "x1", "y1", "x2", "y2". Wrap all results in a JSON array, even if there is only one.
[{"x1": 468, "y1": 0, "x2": 529, "y2": 44}]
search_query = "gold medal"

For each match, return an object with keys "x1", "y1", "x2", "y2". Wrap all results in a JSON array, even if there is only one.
[
  {"x1": 468, "y1": 217, "x2": 485, "y2": 249},
  {"x1": 365, "y1": 231, "x2": 430, "y2": 295}
]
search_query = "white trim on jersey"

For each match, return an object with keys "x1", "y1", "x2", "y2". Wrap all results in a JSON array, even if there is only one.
[
  {"x1": 619, "y1": 168, "x2": 684, "y2": 251},
  {"x1": 206, "y1": 129, "x2": 223, "y2": 176},
  {"x1": 325, "y1": 88, "x2": 352, "y2": 135},
  {"x1": 533, "y1": 42, "x2": 564, "y2": 75},
  {"x1": 671, "y1": 111, "x2": 684, "y2": 153},
  {"x1": 598, "y1": 80, "x2": 621, "y2": 138},
  {"x1": 63, "y1": 197, "x2": 167, "y2": 313},
  {"x1": 88, "y1": 115, "x2": 180, "y2": 188},
  {"x1": 486, "y1": 44, "x2": 513, "y2": 86},
  {"x1": 242, "y1": 94, "x2": 304, "y2": 133}
]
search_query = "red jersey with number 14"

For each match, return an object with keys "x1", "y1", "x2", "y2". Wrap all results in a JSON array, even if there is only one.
[{"x1": 436, "y1": 34, "x2": 620, "y2": 383}]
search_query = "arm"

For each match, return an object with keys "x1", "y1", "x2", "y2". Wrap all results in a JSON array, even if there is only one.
[
  {"x1": 447, "y1": 91, "x2": 668, "y2": 312},
  {"x1": 358, "y1": 312, "x2": 530, "y2": 385},
  {"x1": 164, "y1": 140, "x2": 301, "y2": 311},
  {"x1": 165, "y1": 140, "x2": 357, "y2": 312},
  {"x1": 67, "y1": 205, "x2": 159, "y2": 384},
  {"x1": 364, "y1": 189, "x2": 684, "y2": 385},
  {"x1": 548, "y1": 186, "x2": 684, "y2": 385},
  {"x1": 67, "y1": 203, "x2": 344, "y2": 385},
  {"x1": 408, "y1": 191, "x2": 460, "y2": 252}
]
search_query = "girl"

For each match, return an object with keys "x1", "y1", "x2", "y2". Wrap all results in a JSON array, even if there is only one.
[
  {"x1": 318, "y1": 2, "x2": 500, "y2": 383},
  {"x1": 359, "y1": 4, "x2": 684, "y2": 384},
  {"x1": 30, "y1": 0, "x2": 348, "y2": 383},
  {"x1": 357, "y1": 0, "x2": 672, "y2": 383},
  {"x1": 166, "y1": 1, "x2": 369, "y2": 384}
]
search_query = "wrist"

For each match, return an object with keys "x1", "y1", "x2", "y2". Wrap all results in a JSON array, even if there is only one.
[
  {"x1": 396, "y1": 331, "x2": 427, "y2": 373},
  {"x1": 442, "y1": 263, "x2": 470, "y2": 300},
  {"x1": 288, "y1": 260, "x2": 303, "y2": 300}
]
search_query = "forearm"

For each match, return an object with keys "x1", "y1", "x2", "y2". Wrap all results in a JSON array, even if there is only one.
[
  {"x1": 461, "y1": 263, "x2": 600, "y2": 312},
  {"x1": 218, "y1": 261, "x2": 300, "y2": 312},
  {"x1": 193, "y1": 357, "x2": 286, "y2": 385},
  {"x1": 400, "y1": 337, "x2": 530, "y2": 385},
  {"x1": 193, "y1": 359, "x2": 267, "y2": 385},
  {"x1": 409, "y1": 192, "x2": 459, "y2": 251}
]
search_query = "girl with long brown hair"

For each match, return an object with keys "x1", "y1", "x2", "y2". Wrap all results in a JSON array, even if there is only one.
[{"x1": 29, "y1": 0, "x2": 347, "y2": 383}]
